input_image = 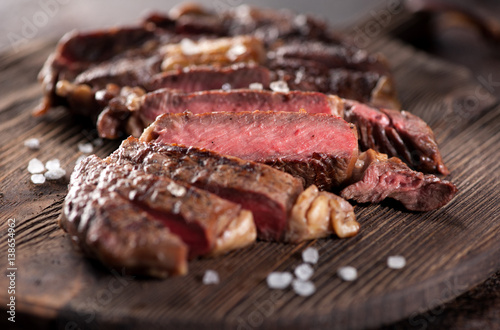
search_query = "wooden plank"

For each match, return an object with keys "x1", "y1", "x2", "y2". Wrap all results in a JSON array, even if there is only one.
[{"x1": 0, "y1": 29, "x2": 499, "y2": 330}]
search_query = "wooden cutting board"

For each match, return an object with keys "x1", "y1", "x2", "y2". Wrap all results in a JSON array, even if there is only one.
[{"x1": 1, "y1": 17, "x2": 499, "y2": 330}]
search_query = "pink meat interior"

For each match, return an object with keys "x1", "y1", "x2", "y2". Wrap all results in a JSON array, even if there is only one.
[{"x1": 153, "y1": 113, "x2": 357, "y2": 161}]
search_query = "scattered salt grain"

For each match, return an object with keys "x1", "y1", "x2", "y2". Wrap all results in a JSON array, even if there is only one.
[
  {"x1": 387, "y1": 255, "x2": 406, "y2": 269},
  {"x1": 24, "y1": 138, "x2": 40, "y2": 150},
  {"x1": 292, "y1": 279, "x2": 315, "y2": 297},
  {"x1": 266, "y1": 272, "x2": 293, "y2": 289},
  {"x1": 221, "y1": 83, "x2": 232, "y2": 91},
  {"x1": 45, "y1": 159, "x2": 61, "y2": 171},
  {"x1": 202, "y1": 270, "x2": 220, "y2": 285},
  {"x1": 27, "y1": 158, "x2": 45, "y2": 174},
  {"x1": 31, "y1": 174, "x2": 46, "y2": 185},
  {"x1": 294, "y1": 263, "x2": 314, "y2": 281},
  {"x1": 44, "y1": 168, "x2": 66, "y2": 180},
  {"x1": 337, "y1": 266, "x2": 358, "y2": 282},
  {"x1": 249, "y1": 82, "x2": 263, "y2": 90},
  {"x1": 302, "y1": 247, "x2": 319, "y2": 264},
  {"x1": 226, "y1": 43, "x2": 247, "y2": 61},
  {"x1": 270, "y1": 80, "x2": 289, "y2": 93},
  {"x1": 78, "y1": 142, "x2": 93, "y2": 154}
]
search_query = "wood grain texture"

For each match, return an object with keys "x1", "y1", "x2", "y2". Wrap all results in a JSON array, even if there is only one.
[{"x1": 0, "y1": 15, "x2": 499, "y2": 330}]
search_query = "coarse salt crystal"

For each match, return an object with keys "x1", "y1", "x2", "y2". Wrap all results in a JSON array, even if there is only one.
[
  {"x1": 45, "y1": 159, "x2": 61, "y2": 171},
  {"x1": 249, "y1": 82, "x2": 263, "y2": 90},
  {"x1": 202, "y1": 270, "x2": 220, "y2": 285},
  {"x1": 31, "y1": 174, "x2": 46, "y2": 185},
  {"x1": 337, "y1": 266, "x2": 357, "y2": 282},
  {"x1": 292, "y1": 279, "x2": 315, "y2": 297},
  {"x1": 302, "y1": 247, "x2": 319, "y2": 264},
  {"x1": 44, "y1": 168, "x2": 66, "y2": 180},
  {"x1": 294, "y1": 263, "x2": 314, "y2": 281},
  {"x1": 78, "y1": 143, "x2": 93, "y2": 154},
  {"x1": 270, "y1": 80, "x2": 289, "y2": 93},
  {"x1": 221, "y1": 83, "x2": 232, "y2": 91},
  {"x1": 387, "y1": 255, "x2": 406, "y2": 269},
  {"x1": 266, "y1": 272, "x2": 293, "y2": 289},
  {"x1": 24, "y1": 138, "x2": 40, "y2": 150},
  {"x1": 27, "y1": 158, "x2": 45, "y2": 174}
]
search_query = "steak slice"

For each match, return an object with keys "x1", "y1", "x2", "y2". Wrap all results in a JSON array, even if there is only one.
[
  {"x1": 140, "y1": 111, "x2": 359, "y2": 190},
  {"x1": 340, "y1": 150, "x2": 457, "y2": 211},
  {"x1": 344, "y1": 99, "x2": 449, "y2": 175},
  {"x1": 108, "y1": 137, "x2": 304, "y2": 241},
  {"x1": 61, "y1": 155, "x2": 256, "y2": 277},
  {"x1": 133, "y1": 88, "x2": 344, "y2": 126},
  {"x1": 144, "y1": 63, "x2": 271, "y2": 92}
]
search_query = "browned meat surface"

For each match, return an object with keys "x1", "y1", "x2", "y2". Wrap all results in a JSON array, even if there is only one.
[
  {"x1": 108, "y1": 137, "x2": 304, "y2": 241},
  {"x1": 60, "y1": 155, "x2": 256, "y2": 277},
  {"x1": 140, "y1": 111, "x2": 359, "y2": 190},
  {"x1": 340, "y1": 150, "x2": 457, "y2": 211},
  {"x1": 344, "y1": 99, "x2": 449, "y2": 175}
]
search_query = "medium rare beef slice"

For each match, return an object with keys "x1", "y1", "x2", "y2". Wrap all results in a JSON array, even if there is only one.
[
  {"x1": 340, "y1": 150, "x2": 457, "y2": 211},
  {"x1": 109, "y1": 137, "x2": 357, "y2": 242},
  {"x1": 131, "y1": 88, "x2": 344, "y2": 126},
  {"x1": 140, "y1": 111, "x2": 359, "y2": 190},
  {"x1": 61, "y1": 155, "x2": 188, "y2": 277},
  {"x1": 344, "y1": 99, "x2": 449, "y2": 175},
  {"x1": 108, "y1": 137, "x2": 305, "y2": 241},
  {"x1": 61, "y1": 155, "x2": 256, "y2": 277}
]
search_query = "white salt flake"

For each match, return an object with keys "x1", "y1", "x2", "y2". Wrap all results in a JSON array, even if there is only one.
[
  {"x1": 31, "y1": 174, "x2": 46, "y2": 185},
  {"x1": 249, "y1": 82, "x2": 263, "y2": 90},
  {"x1": 294, "y1": 263, "x2": 314, "y2": 281},
  {"x1": 221, "y1": 83, "x2": 232, "y2": 91},
  {"x1": 270, "y1": 80, "x2": 290, "y2": 93},
  {"x1": 45, "y1": 159, "x2": 61, "y2": 171},
  {"x1": 266, "y1": 272, "x2": 293, "y2": 289},
  {"x1": 202, "y1": 270, "x2": 220, "y2": 285},
  {"x1": 387, "y1": 255, "x2": 406, "y2": 269},
  {"x1": 292, "y1": 279, "x2": 315, "y2": 297},
  {"x1": 302, "y1": 247, "x2": 319, "y2": 264},
  {"x1": 24, "y1": 138, "x2": 40, "y2": 150},
  {"x1": 44, "y1": 168, "x2": 66, "y2": 180},
  {"x1": 27, "y1": 158, "x2": 45, "y2": 174},
  {"x1": 337, "y1": 266, "x2": 358, "y2": 282},
  {"x1": 78, "y1": 143, "x2": 93, "y2": 154}
]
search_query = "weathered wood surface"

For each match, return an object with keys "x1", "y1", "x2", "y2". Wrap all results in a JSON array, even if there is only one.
[{"x1": 0, "y1": 20, "x2": 499, "y2": 330}]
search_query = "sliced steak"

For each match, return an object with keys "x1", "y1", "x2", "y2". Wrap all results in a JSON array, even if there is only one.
[
  {"x1": 344, "y1": 99, "x2": 449, "y2": 175},
  {"x1": 61, "y1": 155, "x2": 256, "y2": 277},
  {"x1": 107, "y1": 137, "x2": 304, "y2": 241},
  {"x1": 36, "y1": 4, "x2": 399, "y2": 124},
  {"x1": 340, "y1": 150, "x2": 457, "y2": 211},
  {"x1": 131, "y1": 88, "x2": 343, "y2": 126},
  {"x1": 145, "y1": 63, "x2": 271, "y2": 92},
  {"x1": 140, "y1": 111, "x2": 359, "y2": 190},
  {"x1": 141, "y1": 111, "x2": 456, "y2": 211}
]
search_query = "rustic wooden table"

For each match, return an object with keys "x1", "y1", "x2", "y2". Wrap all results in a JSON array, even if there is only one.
[{"x1": 0, "y1": 0, "x2": 498, "y2": 329}]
